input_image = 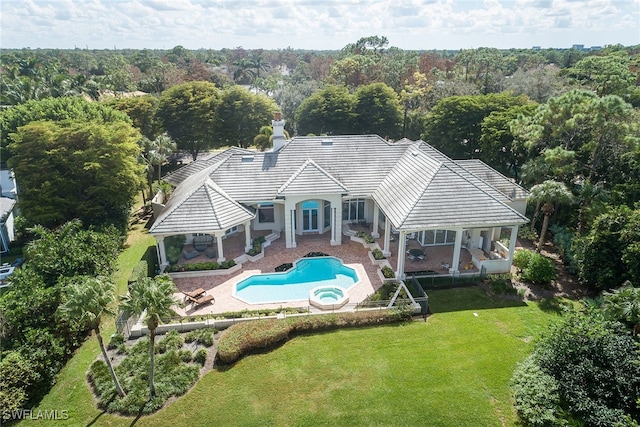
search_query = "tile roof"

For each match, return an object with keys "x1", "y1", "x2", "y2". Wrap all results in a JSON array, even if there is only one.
[
  {"x1": 150, "y1": 168, "x2": 255, "y2": 235},
  {"x1": 277, "y1": 159, "x2": 348, "y2": 196},
  {"x1": 455, "y1": 159, "x2": 529, "y2": 200},
  {"x1": 154, "y1": 135, "x2": 528, "y2": 234}
]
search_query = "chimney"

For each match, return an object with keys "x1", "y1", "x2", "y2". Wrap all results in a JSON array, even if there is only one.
[{"x1": 272, "y1": 111, "x2": 286, "y2": 152}]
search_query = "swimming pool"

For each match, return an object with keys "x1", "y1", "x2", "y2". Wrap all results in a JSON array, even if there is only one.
[{"x1": 234, "y1": 257, "x2": 359, "y2": 304}]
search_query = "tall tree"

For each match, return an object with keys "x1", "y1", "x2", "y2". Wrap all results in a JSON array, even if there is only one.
[
  {"x1": 120, "y1": 275, "x2": 178, "y2": 399},
  {"x1": 215, "y1": 86, "x2": 278, "y2": 148},
  {"x1": 601, "y1": 283, "x2": 640, "y2": 336},
  {"x1": 353, "y1": 82, "x2": 402, "y2": 138},
  {"x1": 295, "y1": 85, "x2": 356, "y2": 135},
  {"x1": 104, "y1": 95, "x2": 161, "y2": 140},
  {"x1": 7, "y1": 120, "x2": 144, "y2": 230},
  {"x1": 59, "y1": 276, "x2": 125, "y2": 397},
  {"x1": 157, "y1": 81, "x2": 220, "y2": 160},
  {"x1": 144, "y1": 133, "x2": 177, "y2": 182},
  {"x1": 528, "y1": 180, "x2": 574, "y2": 252}
]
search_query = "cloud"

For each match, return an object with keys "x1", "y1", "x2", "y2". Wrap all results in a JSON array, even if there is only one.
[{"x1": 1, "y1": 0, "x2": 638, "y2": 50}]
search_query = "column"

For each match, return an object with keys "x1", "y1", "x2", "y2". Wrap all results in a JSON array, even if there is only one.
[
  {"x1": 330, "y1": 205, "x2": 338, "y2": 245},
  {"x1": 216, "y1": 234, "x2": 225, "y2": 262},
  {"x1": 508, "y1": 225, "x2": 519, "y2": 262},
  {"x1": 395, "y1": 231, "x2": 407, "y2": 280},
  {"x1": 371, "y1": 203, "x2": 380, "y2": 238},
  {"x1": 156, "y1": 236, "x2": 167, "y2": 268},
  {"x1": 331, "y1": 199, "x2": 342, "y2": 245},
  {"x1": 244, "y1": 220, "x2": 252, "y2": 252},
  {"x1": 383, "y1": 219, "x2": 391, "y2": 258},
  {"x1": 289, "y1": 208, "x2": 297, "y2": 248},
  {"x1": 450, "y1": 228, "x2": 463, "y2": 276}
]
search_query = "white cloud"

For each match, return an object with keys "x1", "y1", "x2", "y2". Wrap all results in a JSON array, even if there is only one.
[{"x1": 1, "y1": 0, "x2": 638, "y2": 50}]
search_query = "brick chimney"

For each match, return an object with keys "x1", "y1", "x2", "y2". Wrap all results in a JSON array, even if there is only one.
[{"x1": 272, "y1": 111, "x2": 286, "y2": 152}]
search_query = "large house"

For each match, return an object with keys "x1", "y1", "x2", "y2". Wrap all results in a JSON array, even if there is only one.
[{"x1": 150, "y1": 114, "x2": 528, "y2": 279}]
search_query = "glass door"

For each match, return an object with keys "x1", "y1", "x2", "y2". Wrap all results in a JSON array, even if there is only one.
[{"x1": 302, "y1": 200, "x2": 319, "y2": 232}]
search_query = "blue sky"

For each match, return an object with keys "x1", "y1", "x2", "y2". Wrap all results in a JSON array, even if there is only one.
[{"x1": 2, "y1": 0, "x2": 639, "y2": 50}]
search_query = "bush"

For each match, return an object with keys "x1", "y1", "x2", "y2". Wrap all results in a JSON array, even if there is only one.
[
  {"x1": 194, "y1": 348, "x2": 208, "y2": 365},
  {"x1": 521, "y1": 253, "x2": 556, "y2": 286},
  {"x1": 165, "y1": 259, "x2": 236, "y2": 273},
  {"x1": 355, "y1": 231, "x2": 375, "y2": 244},
  {"x1": 156, "y1": 330, "x2": 184, "y2": 354},
  {"x1": 513, "y1": 249, "x2": 556, "y2": 287},
  {"x1": 381, "y1": 265, "x2": 395, "y2": 278},
  {"x1": 184, "y1": 328, "x2": 215, "y2": 347},
  {"x1": 512, "y1": 249, "x2": 533, "y2": 271},
  {"x1": 128, "y1": 260, "x2": 148, "y2": 284},
  {"x1": 518, "y1": 227, "x2": 539, "y2": 242},
  {"x1": 487, "y1": 274, "x2": 517, "y2": 296},
  {"x1": 107, "y1": 333, "x2": 125, "y2": 350},
  {"x1": 511, "y1": 356, "x2": 563, "y2": 426},
  {"x1": 178, "y1": 349, "x2": 192, "y2": 363},
  {"x1": 216, "y1": 310, "x2": 412, "y2": 365},
  {"x1": 372, "y1": 248, "x2": 386, "y2": 260}
]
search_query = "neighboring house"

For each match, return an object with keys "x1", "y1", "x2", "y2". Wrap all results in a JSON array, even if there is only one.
[
  {"x1": 0, "y1": 168, "x2": 17, "y2": 253},
  {"x1": 150, "y1": 114, "x2": 528, "y2": 279}
]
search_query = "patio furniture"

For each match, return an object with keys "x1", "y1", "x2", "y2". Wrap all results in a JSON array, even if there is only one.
[
  {"x1": 204, "y1": 247, "x2": 217, "y2": 259},
  {"x1": 407, "y1": 248, "x2": 425, "y2": 261},
  {"x1": 193, "y1": 235, "x2": 214, "y2": 251},
  {"x1": 183, "y1": 288, "x2": 206, "y2": 300},
  {"x1": 182, "y1": 249, "x2": 200, "y2": 260},
  {"x1": 188, "y1": 293, "x2": 215, "y2": 308}
]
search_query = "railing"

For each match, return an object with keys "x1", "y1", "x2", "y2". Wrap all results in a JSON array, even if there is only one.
[{"x1": 409, "y1": 267, "x2": 486, "y2": 290}]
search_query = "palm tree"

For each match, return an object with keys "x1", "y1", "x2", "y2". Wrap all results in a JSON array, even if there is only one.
[
  {"x1": 601, "y1": 283, "x2": 640, "y2": 335},
  {"x1": 145, "y1": 133, "x2": 177, "y2": 182},
  {"x1": 59, "y1": 276, "x2": 125, "y2": 397},
  {"x1": 528, "y1": 180, "x2": 574, "y2": 252},
  {"x1": 119, "y1": 275, "x2": 178, "y2": 398}
]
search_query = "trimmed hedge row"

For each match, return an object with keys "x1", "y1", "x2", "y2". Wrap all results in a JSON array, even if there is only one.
[{"x1": 216, "y1": 308, "x2": 413, "y2": 364}]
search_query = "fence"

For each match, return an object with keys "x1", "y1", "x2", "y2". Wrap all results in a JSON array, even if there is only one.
[
  {"x1": 115, "y1": 310, "x2": 137, "y2": 339},
  {"x1": 410, "y1": 266, "x2": 487, "y2": 290}
]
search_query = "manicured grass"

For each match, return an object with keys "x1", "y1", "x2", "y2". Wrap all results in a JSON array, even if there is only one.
[{"x1": 26, "y1": 286, "x2": 556, "y2": 426}]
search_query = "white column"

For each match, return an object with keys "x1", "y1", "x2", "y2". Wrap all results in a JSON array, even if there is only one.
[
  {"x1": 371, "y1": 203, "x2": 380, "y2": 238},
  {"x1": 216, "y1": 234, "x2": 225, "y2": 262},
  {"x1": 289, "y1": 208, "x2": 297, "y2": 248},
  {"x1": 330, "y1": 205, "x2": 338, "y2": 245},
  {"x1": 156, "y1": 236, "x2": 168, "y2": 268},
  {"x1": 331, "y1": 199, "x2": 342, "y2": 245},
  {"x1": 508, "y1": 225, "x2": 519, "y2": 262},
  {"x1": 383, "y1": 219, "x2": 391, "y2": 257},
  {"x1": 395, "y1": 231, "x2": 407, "y2": 280},
  {"x1": 244, "y1": 221, "x2": 252, "y2": 252},
  {"x1": 450, "y1": 228, "x2": 463, "y2": 275}
]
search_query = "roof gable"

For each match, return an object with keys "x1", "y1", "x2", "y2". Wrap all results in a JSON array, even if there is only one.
[
  {"x1": 150, "y1": 171, "x2": 255, "y2": 235},
  {"x1": 277, "y1": 159, "x2": 348, "y2": 196}
]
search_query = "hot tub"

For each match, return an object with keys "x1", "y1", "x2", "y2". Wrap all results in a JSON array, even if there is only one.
[{"x1": 309, "y1": 286, "x2": 349, "y2": 310}]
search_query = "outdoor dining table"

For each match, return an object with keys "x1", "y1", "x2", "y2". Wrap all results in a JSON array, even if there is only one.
[{"x1": 407, "y1": 248, "x2": 425, "y2": 261}]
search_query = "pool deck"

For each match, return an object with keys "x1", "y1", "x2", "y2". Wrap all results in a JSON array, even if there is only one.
[{"x1": 171, "y1": 233, "x2": 381, "y2": 316}]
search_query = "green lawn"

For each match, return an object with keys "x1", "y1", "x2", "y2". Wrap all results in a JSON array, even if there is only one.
[{"x1": 22, "y1": 218, "x2": 559, "y2": 426}]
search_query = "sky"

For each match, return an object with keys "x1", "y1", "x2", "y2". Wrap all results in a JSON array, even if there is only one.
[{"x1": 1, "y1": 0, "x2": 639, "y2": 51}]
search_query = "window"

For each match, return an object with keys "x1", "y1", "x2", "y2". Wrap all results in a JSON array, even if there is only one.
[
  {"x1": 257, "y1": 203, "x2": 274, "y2": 223},
  {"x1": 324, "y1": 201, "x2": 331, "y2": 228},
  {"x1": 225, "y1": 226, "x2": 238, "y2": 235},
  {"x1": 342, "y1": 198, "x2": 365, "y2": 221},
  {"x1": 420, "y1": 229, "x2": 456, "y2": 246}
]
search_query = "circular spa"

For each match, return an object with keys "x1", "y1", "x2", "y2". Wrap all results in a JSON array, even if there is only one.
[
  {"x1": 234, "y1": 257, "x2": 358, "y2": 305},
  {"x1": 309, "y1": 286, "x2": 349, "y2": 310}
]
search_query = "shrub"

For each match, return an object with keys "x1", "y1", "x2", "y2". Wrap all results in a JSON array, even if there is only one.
[
  {"x1": 107, "y1": 333, "x2": 125, "y2": 350},
  {"x1": 372, "y1": 248, "x2": 385, "y2": 260},
  {"x1": 128, "y1": 260, "x2": 148, "y2": 284},
  {"x1": 178, "y1": 349, "x2": 192, "y2": 363},
  {"x1": 194, "y1": 348, "x2": 208, "y2": 365},
  {"x1": 216, "y1": 310, "x2": 412, "y2": 365},
  {"x1": 184, "y1": 328, "x2": 215, "y2": 347},
  {"x1": 355, "y1": 231, "x2": 375, "y2": 243},
  {"x1": 275, "y1": 263, "x2": 293, "y2": 272},
  {"x1": 486, "y1": 274, "x2": 517, "y2": 296},
  {"x1": 518, "y1": 227, "x2": 539, "y2": 242},
  {"x1": 521, "y1": 253, "x2": 556, "y2": 286},
  {"x1": 512, "y1": 249, "x2": 533, "y2": 271},
  {"x1": 381, "y1": 265, "x2": 395, "y2": 278},
  {"x1": 510, "y1": 356, "x2": 563, "y2": 427},
  {"x1": 165, "y1": 259, "x2": 236, "y2": 273},
  {"x1": 156, "y1": 330, "x2": 184, "y2": 354}
]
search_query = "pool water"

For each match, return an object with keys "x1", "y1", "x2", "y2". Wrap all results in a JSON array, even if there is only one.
[{"x1": 234, "y1": 257, "x2": 358, "y2": 304}]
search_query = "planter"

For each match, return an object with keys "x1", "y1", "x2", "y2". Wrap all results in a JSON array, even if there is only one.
[
  {"x1": 367, "y1": 251, "x2": 387, "y2": 266},
  {"x1": 247, "y1": 250, "x2": 264, "y2": 262},
  {"x1": 377, "y1": 268, "x2": 396, "y2": 283},
  {"x1": 168, "y1": 263, "x2": 241, "y2": 279}
]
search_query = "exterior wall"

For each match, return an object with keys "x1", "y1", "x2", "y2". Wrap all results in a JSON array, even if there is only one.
[
  {"x1": 0, "y1": 170, "x2": 17, "y2": 199},
  {"x1": 252, "y1": 201, "x2": 284, "y2": 232},
  {"x1": 0, "y1": 211, "x2": 14, "y2": 253},
  {"x1": 508, "y1": 199, "x2": 527, "y2": 217}
]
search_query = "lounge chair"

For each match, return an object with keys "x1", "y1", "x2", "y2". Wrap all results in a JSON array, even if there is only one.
[
  {"x1": 204, "y1": 247, "x2": 217, "y2": 259},
  {"x1": 188, "y1": 293, "x2": 215, "y2": 308},
  {"x1": 183, "y1": 288, "x2": 206, "y2": 299}
]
